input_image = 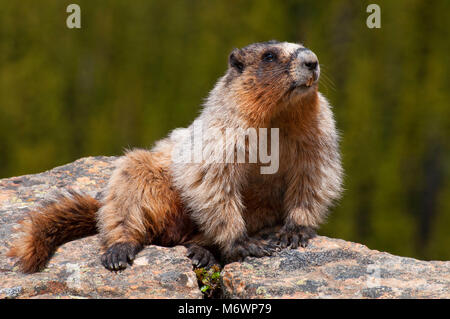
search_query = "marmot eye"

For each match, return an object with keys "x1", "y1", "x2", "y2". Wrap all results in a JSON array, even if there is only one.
[{"x1": 262, "y1": 52, "x2": 276, "y2": 62}]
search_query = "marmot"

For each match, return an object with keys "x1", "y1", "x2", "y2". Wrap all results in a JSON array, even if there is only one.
[{"x1": 8, "y1": 40, "x2": 343, "y2": 273}]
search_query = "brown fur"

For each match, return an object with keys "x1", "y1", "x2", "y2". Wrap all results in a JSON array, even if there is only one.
[
  {"x1": 97, "y1": 148, "x2": 196, "y2": 249},
  {"x1": 7, "y1": 191, "x2": 99, "y2": 273},
  {"x1": 8, "y1": 41, "x2": 343, "y2": 272}
]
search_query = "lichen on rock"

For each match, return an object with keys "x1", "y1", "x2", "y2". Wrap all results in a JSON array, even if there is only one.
[{"x1": 1, "y1": 157, "x2": 449, "y2": 299}]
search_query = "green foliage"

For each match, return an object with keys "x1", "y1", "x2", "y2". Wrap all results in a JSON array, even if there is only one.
[
  {"x1": 194, "y1": 265, "x2": 221, "y2": 298},
  {"x1": 0, "y1": 0, "x2": 449, "y2": 260}
]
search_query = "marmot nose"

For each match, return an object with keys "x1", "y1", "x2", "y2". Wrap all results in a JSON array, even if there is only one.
[{"x1": 304, "y1": 61, "x2": 318, "y2": 71}]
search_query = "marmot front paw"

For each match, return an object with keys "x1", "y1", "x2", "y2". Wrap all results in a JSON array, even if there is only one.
[
  {"x1": 101, "y1": 242, "x2": 141, "y2": 271},
  {"x1": 185, "y1": 243, "x2": 218, "y2": 268},
  {"x1": 222, "y1": 235, "x2": 278, "y2": 263},
  {"x1": 273, "y1": 224, "x2": 316, "y2": 249}
]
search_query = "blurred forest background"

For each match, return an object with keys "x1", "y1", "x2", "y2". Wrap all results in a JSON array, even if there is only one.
[{"x1": 0, "y1": 0, "x2": 449, "y2": 260}]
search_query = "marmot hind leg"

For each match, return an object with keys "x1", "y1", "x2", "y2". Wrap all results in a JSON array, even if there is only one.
[
  {"x1": 101, "y1": 242, "x2": 141, "y2": 271},
  {"x1": 97, "y1": 148, "x2": 186, "y2": 271}
]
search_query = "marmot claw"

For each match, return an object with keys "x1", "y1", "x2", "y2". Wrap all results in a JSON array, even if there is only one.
[
  {"x1": 185, "y1": 244, "x2": 218, "y2": 268},
  {"x1": 101, "y1": 242, "x2": 141, "y2": 271},
  {"x1": 273, "y1": 224, "x2": 316, "y2": 249},
  {"x1": 222, "y1": 235, "x2": 278, "y2": 263}
]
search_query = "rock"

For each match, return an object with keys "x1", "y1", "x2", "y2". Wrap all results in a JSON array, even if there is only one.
[
  {"x1": 0, "y1": 242, "x2": 200, "y2": 299},
  {"x1": 0, "y1": 156, "x2": 202, "y2": 299},
  {"x1": 221, "y1": 236, "x2": 450, "y2": 298},
  {"x1": 1, "y1": 156, "x2": 449, "y2": 299}
]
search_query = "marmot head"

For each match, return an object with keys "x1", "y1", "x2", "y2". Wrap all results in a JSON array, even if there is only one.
[{"x1": 223, "y1": 40, "x2": 320, "y2": 126}]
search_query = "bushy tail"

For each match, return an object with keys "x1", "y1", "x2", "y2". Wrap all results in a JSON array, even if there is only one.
[{"x1": 7, "y1": 190, "x2": 101, "y2": 273}]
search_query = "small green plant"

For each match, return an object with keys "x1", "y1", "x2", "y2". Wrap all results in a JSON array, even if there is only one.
[{"x1": 194, "y1": 265, "x2": 221, "y2": 298}]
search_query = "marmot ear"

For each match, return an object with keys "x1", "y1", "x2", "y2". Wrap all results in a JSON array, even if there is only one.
[{"x1": 229, "y1": 48, "x2": 244, "y2": 73}]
